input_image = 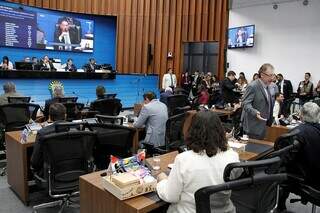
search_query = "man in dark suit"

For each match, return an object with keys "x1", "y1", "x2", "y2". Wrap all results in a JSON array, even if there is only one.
[
  {"x1": 160, "y1": 87, "x2": 173, "y2": 106},
  {"x1": 83, "y1": 58, "x2": 97, "y2": 73},
  {"x1": 39, "y1": 55, "x2": 56, "y2": 71},
  {"x1": 241, "y1": 63, "x2": 275, "y2": 139},
  {"x1": 54, "y1": 17, "x2": 81, "y2": 51},
  {"x1": 64, "y1": 58, "x2": 77, "y2": 72},
  {"x1": 221, "y1": 70, "x2": 238, "y2": 105},
  {"x1": 276, "y1": 73, "x2": 293, "y2": 116},
  {"x1": 277, "y1": 102, "x2": 320, "y2": 211},
  {"x1": 31, "y1": 103, "x2": 67, "y2": 175}
]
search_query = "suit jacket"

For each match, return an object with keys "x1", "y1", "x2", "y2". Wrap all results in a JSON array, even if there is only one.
[
  {"x1": 65, "y1": 64, "x2": 77, "y2": 72},
  {"x1": 160, "y1": 91, "x2": 173, "y2": 106},
  {"x1": 83, "y1": 63, "x2": 96, "y2": 73},
  {"x1": 54, "y1": 28, "x2": 80, "y2": 45},
  {"x1": 276, "y1": 79, "x2": 293, "y2": 100},
  {"x1": 31, "y1": 122, "x2": 61, "y2": 172},
  {"x1": 289, "y1": 123, "x2": 320, "y2": 189},
  {"x1": 162, "y1": 73, "x2": 177, "y2": 89},
  {"x1": 221, "y1": 78, "x2": 237, "y2": 104},
  {"x1": 241, "y1": 79, "x2": 274, "y2": 139},
  {"x1": 133, "y1": 99, "x2": 168, "y2": 147},
  {"x1": 39, "y1": 61, "x2": 56, "y2": 71}
]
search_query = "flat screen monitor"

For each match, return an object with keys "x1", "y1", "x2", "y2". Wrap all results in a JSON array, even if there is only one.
[
  {"x1": 15, "y1": 62, "x2": 33, "y2": 70},
  {"x1": 0, "y1": 5, "x2": 94, "y2": 53},
  {"x1": 228, "y1": 25, "x2": 255, "y2": 49}
]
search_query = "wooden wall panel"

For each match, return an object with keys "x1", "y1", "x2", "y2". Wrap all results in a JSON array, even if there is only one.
[{"x1": 7, "y1": 0, "x2": 228, "y2": 83}]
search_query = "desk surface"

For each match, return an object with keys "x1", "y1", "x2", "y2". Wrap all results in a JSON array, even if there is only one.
[
  {"x1": 80, "y1": 151, "x2": 178, "y2": 213},
  {"x1": 80, "y1": 139, "x2": 274, "y2": 213}
]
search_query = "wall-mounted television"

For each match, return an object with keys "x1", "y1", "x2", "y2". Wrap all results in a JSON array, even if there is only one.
[
  {"x1": 228, "y1": 25, "x2": 255, "y2": 49},
  {"x1": 0, "y1": 5, "x2": 94, "y2": 53}
]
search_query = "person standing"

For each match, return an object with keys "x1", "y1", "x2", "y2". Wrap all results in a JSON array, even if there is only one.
[
  {"x1": 241, "y1": 63, "x2": 275, "y2": 139},
  {"x1": 297, "y1": 72, "x2": 314, "y2": 105},
  {"x1": 162, "y1": 68, "x2": 177, "y2": 90},
  {"x1": 276, "y1": 73, "x2": 293, "y2": 116},
  {"x1": 221, "y1": 71, "x2": 238, "y2": 105}
]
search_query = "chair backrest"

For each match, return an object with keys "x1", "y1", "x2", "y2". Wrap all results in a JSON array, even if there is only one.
[
  {"x1": 0, "y1": 103, "x2": 40, "y2": 131},
  {"x1": 41, "y1": 130, "x2": 96, "y2": 194},
  {"x1": 7, "y1": 96, "x2": 31, "y2": 103},
  {"x1": 167, "y1": 94, "x2": 190, "y2": 116},
  {"x1": 58, "y1": 96, "x2": 78, "y2": 103},
  {"x1": 88, "y1": 123, "x2": 135, "y2": 169},
  {"x1": 104, "y1": 93, "x2": 117, "y2": 99},
  {"x1": 313, "y1": 98, "x2": 320, "y2": 107},
  {"x1": 96, "y1": 114, "x2": 124, "y2": 125},
  {"x1": 165, "y1": 112, "x2": 186, "y2": 150},
  {"x1": 61, "y1": 102, "x2": 84, "y2": 121},
  {"x1": 195, "y1": 157, "x2": 287, "y2": 213},
  {"x1": 90, "y1": 98, "x2": 122, "y2": 116}
]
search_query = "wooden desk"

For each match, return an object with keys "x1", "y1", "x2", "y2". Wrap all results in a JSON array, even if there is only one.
[
  {"x1": 80, "y1": 139, "x2": 274, "y2": 213},
  {"x1": 80, "y1": 151, "x2": 178, "y2": 213},
  {"x1": 5, "y1": 131, "x2": 34, "y2": 205},
  {"x1": 5, "y1": 126, "x2": 143, "y2": 205},
  {"x1": 265, "y1": 125, "x2": 289, "y2": 142}
]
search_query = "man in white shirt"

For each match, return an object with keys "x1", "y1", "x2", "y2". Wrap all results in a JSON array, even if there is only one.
[
  {"x1": 162, "y1": 68, "x2": 177, "y2": 90},
  {"x1": 273, "y1": 92, "x2": 284, "y2": 125}
]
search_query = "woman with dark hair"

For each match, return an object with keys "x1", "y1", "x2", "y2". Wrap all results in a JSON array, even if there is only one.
[
  {"x1": 0, "y1": 56, "x2": 13, "y2": 70},
  {"x1": 157, "y1": 111, "x2": 239, "y2": 213},
  {"x1": 252, "y1": 73, "x2": 259, "y2": 81}
]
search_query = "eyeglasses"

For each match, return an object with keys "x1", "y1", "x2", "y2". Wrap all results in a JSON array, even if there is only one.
[{"x1": 262, "y1": 72, "x2": 275, "y2": 78}]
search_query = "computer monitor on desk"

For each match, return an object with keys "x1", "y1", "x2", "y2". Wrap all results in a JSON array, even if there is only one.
[
  {"x1": 15, "y1": 62, "x2": 33, "y2": 71},
  {"x1": 58, "y1": 97, "x2": 78, "y2": 103}
]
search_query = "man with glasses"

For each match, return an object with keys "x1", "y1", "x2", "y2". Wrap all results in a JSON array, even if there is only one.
[{"x1": 241, "y1": 63, "x2": 275, "y2": 139}]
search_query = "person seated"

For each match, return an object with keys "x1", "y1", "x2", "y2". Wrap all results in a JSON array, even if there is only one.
[
  {"x1": 95, "y1": 85, "x2": 106, "y2": 100},
  {"x1": 83, "y1": 58, "x2": 97, "y2": 73},
  {"x1": 197, "y1": 85, "x2": 209, "y2": 105},
  {"x1": 23, "y1": 57, "x2": 31, "y2": 63},
  {"x1": 0, "y1": 82, "x2": 23, "y2": 105},
  {"x1": 221, "y1": 70, "x2": 239, "y2": 105},
  {"x1": 0, "y1": 56, "x2": 14, "y2": 70},
  {"x1": 133, "y1": 92, "x2": 168, "y2": 147},
  {"x1": 297, "y1": 72, "x2": 314, "y2": 105},
  {"x1": 156, "y1": 111, "x2": 239, "y2": 213},
  {"x1": 277, "y1": 102, "x2": 320, "y2": 212},
  {"x1": 54, "y1": 17, "x2": 81, "y2": 51},
  {"x1": 237, "y1": 72, "x2": 248, "y2": 92},
  {"x1": 44, "y1": 86, "x2": 64, "y2": 119},
  {"x1": 64, "y1": 58, "x2": 77, "y2": 72},
  {"x1": 252, "y1": 73, "x2": 259, "y2": 82},
  {"x1": 273, "y1": 92, "x2": 285, "y2": 125},
  {"x1": 160, "y1": 87, "x2": 173, "y2": 106},
  {"x1": 30, "y1": 103, "x2": 67, "y2": 176},
  {"x1": 39, "y1": 55, "x2": 56, "y2": 71}
]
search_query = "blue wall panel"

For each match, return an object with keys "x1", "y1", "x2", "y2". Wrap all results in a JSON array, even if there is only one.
[
  {"x1": 0, "y1": 74, "x2": 159, "y2": 108},
  {"x1": 0, "y1": 1, "x2": 116, "y2": 68}
]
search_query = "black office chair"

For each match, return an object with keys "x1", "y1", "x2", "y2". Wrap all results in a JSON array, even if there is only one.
[
  {"x1": 143, "y1": 113, "x2": 186, "y2": 156},
  {"x1": 88, "y1": 123, "x2": 135, "y2": 169},
  {"x1": 32, "y1": 129, "x2": 96, "y2": 213},
  {"x1": 96, "y1": 114, "x2": 124, "y2": 125},
  {"x1": 90, "y1": 98, "x2": 122, "y2": 116},
  {"x1": 0, "y1": 103, "x2": 40, "y2": 131},
  {"x1": 7, "y1": 96, "x2": 31, "y2": 103},
  {"x1": 61, "y1": 102, "x2": 84, "y2": 121},
  {"x1": 195, "y1": 157, "x2": 287, "y2": 213},
  {"x1": 104, "y1": 93, "x2": 117, "y2": 99},
  {"x1": 167, "y1": 94, "x2": 190, "y2": 116},
  {"x1": 313, "y1": 98, "x2": 320, "y2": 107},
  {"x1": 268, "y1": 129, "x2": 320, "y2": 213}
]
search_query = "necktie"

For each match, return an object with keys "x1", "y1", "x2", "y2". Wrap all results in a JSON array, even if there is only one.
[
  {"x1": 266, "y1": 86, "x2": 273, "y2": 121},
  {"x1": 170, "y1": 74, "x2": 174, "y2": 87}
]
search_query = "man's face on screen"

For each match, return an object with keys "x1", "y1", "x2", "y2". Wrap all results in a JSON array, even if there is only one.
[{"x1": 60, "y1": 20, "x2": 70, "y2": 32}]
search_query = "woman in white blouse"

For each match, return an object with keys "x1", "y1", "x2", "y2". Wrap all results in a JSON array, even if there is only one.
[{"x1": 156, "y1": 111, "x2": 239, "y2": 213}]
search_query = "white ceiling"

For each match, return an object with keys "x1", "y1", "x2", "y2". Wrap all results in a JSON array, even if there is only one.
[{"x1": 230, "y1": 0, "x2": 303, "y2": 9}]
